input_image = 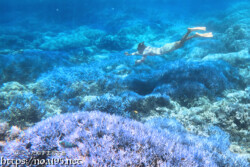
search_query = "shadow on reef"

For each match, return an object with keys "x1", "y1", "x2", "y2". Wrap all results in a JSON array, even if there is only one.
[{"x1": 127, "y1": 60, "x2": 246, "y2": 106}]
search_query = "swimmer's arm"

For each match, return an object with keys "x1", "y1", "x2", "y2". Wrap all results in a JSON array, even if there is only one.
[
  {"x1": 124, "y1": 51, "x2": 140, "y2": 56},
  {"x1": 135, "y1": 55, "x2": 147, "y2": 64}
]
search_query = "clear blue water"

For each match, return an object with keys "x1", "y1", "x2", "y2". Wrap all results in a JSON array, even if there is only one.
[
  {"x1": 0, "y1": 0, "x2": 239, "y2": 32},
  {"x1": 0, "y1": 0, "x2": 249, "y2": 166}
]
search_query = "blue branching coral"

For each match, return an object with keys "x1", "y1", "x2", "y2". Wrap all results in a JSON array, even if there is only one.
[{"x1": 1, "y1": 111, "x2": 248, "y2": 166}]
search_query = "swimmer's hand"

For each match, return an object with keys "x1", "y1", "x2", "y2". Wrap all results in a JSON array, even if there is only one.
[
  {"x1": 124, "y1": 52, "x2": 131, "y2": 56},
  {"x1": 135, "y1": 59, "x2": 144, "y2": 65}
]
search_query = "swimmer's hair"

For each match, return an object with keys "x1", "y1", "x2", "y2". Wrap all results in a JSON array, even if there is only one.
[{"x1": 137, "y1": 41, "x2": 146, "y2": 54}]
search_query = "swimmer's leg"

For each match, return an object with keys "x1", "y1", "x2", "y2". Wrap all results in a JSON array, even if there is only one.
[
  {"x1": 172, "y1": 28, "x2": 194, "y2": 49},
  {"x1": 163, "y1": 27, "x2": 212, "y2": 52},
  {"x1": 178, "y1": 27, "x2": 206, "y2": 46},
  {"x1": 186, "y1": 32, "x2": 213, "y2": 40},
  {"x1": 181, "y1": 27, "x2": 206, "y2": 43},
  {"x1": 180, "y1": 29, "x2": 192, "y2": 43},
  {"x1": 195, "y1": 32, "x2": 213, "y2": 38},
  {"x1": 188, "y1": 27, "x2": 206, "y2": 31}
]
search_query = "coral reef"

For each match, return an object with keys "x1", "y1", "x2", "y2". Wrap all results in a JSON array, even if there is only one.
[
  {"x1": 83, "y1": 92, "x2": 170, "y2": 118},
  {"x1": 0, "y1": 26, "x2": 37, "y2": 50},
  {"x1": 202, "y1": 49, "x2": 250, "y2": 66},
  {"x1": 222, "y1": 3, "x2": 250, "y2": 52},
  {"x1": 97, "y1": 24, "x2": 163, "y2": 51},
  {"x1": 0, "y1": 50, "x2": 72, "y2": 84},
  {"x1": 202, "y1": 49, "x2": 250, "y2": 85},
  {"x1": 27, "y1": 64, "x2": 123, "y2": 114},
  {"x1": 0, "y1": 82, "x2": 46, "y2": 127},
  {"x1": 0, "y1": 0, "x2": 249, "y2": 164},
  {"x1": 24, "y1": 58, "x2": 243, "y2": 117},
  {"x1": 1, "y1": 111, "x2": 248, "y2": 166},
  {"x1": 127, "y1": 60, "x2": 244, "y2": 105},
  {"x1": 7, "y1": 126, "x2": 22, "y2": 141},
  {"x1": 201, "y1": 2, "x2": 250, "y2": 53},
  {"x1": 0, "y1": 122, "x2": 23, "y2": 152},
  {"x1": 39, "y1": 26, "x2": 105, "y2": 51},
  {"x1": 0, "y1": 122, "x2": 9, "y2": 141},
  {"x1": 153, "y1": 87, "x2": 250, "y2": 158}
]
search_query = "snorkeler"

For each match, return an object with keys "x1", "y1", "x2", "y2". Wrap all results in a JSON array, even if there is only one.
[{"x1": 124, "y1": 27, "x2": 213, "y2": 64}]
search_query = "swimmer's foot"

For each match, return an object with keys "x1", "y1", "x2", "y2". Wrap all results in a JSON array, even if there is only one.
[
  {"x1": 188, "y1": 27, "x2": 206, "y2": 31},
  {"x1": 195, "y1": 32, "x2": 213, "y2": 38}
]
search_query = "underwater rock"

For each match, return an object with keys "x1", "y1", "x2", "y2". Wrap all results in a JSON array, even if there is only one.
[
  {"x1": 239, "y1": 66, "x2": 250, "y2": 85},
  {"x1": 39, "y1": 26, "x2": 105, "y2": 51},
  {"x1": 97, "y1": 24, "x2": 164, "y2": 51},
  {"x1": 0, "y1": 34, "x2": 30, "y2": 51},
  {"x1": 7, "y1": 126, "x2": 22, "y2": 141},
  {"x1": 1, "y1": 111, "x2": 248, "y2": 166},
  {"x1": 97, "y1": 34, "x2": 130, "y2": 51},
  {"x1": 202, "y1": 49, "x2": 250, "y2": 66},
  {"x1": 0, "y1": 141, "x2": 5, "y2": 152},
  {"x1": 223, "y1": 24, "x2": 250, "y2": 52},
  {"x1": 0, "y1": 123, "x2": 22, "y2": 152},
  {"x1": 220, "y1": 3, "x2": 250, "y2": 52},
  {"x1": 199, "y1": 2, "x2": 250, "y2": 55},
  {"x1": 185, "y1": 47, "x2": 209, "y2": 59},
  {"x1": 0, "y1": 122, "x2": 9, "y2": 141}
]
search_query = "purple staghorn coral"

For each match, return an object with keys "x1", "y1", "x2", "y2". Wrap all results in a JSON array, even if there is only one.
[{"x1": 1, "y1": 111, "x2": 248, "y2": 167}]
